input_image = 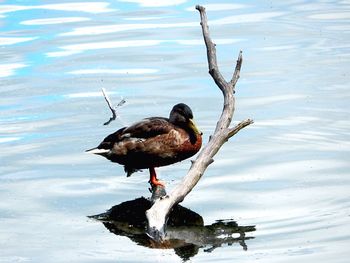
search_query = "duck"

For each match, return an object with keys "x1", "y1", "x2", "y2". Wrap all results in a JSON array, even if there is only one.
[{"x1": 86, "y1": 103, "x2": 202, "y2": 187}]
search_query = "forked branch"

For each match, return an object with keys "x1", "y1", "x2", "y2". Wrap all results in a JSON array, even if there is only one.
[{"x1": 146, "y1": 5, "x2": 253, "y2": 241}]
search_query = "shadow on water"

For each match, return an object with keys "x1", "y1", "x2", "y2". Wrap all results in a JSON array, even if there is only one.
[{"x1": 89, "y1": 197, "x2": 256, "y2": 261}]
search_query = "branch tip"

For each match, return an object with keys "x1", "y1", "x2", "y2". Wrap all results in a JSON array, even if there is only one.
[
  {"x1": 230, "y1": 51, "x2": 243, "y2": 88},
  {"x1": 195, "y1": 5, "x2": 205, "y2": 12}
]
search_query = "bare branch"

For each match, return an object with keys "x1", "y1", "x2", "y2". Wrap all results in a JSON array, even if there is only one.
[
  {"x1": 226, "y1": 119, "x2": 254, "y2": 139},
  {"x1": 230, "y1": 50, "x2": 243, "y2": 88},
  {"x1": 196, "y1": 5, "x2": 227, "y2": 92},
  {"x1": 145, "y1": 5, "x2": 253, "y2": 241},
  {"x1": 101, "y1": 88, "x2": 125, "y2": 126}
]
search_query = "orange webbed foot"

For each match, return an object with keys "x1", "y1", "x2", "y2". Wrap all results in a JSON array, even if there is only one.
[
  {"x1": 149, "y1": 178, "x2": 165, "y2": 187},
  {"x1": 149, "y1": 167, "x2": 165, "y2": 187}
]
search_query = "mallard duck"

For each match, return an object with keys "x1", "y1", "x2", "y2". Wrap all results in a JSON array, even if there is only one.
[{"x1": 86, "y1": 103, "x2": 202, "y2": 186}]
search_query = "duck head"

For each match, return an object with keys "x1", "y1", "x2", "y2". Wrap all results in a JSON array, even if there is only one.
[{"x1": 169, "y1": 103, "x2": 202, "y2": 143}]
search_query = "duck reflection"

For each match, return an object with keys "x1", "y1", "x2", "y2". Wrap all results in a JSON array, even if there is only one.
[{"x1": 89, "y1": 197, "x2": 255, "y2": 260}]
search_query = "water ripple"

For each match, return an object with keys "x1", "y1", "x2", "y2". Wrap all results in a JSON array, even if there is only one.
[
  {"x1": 0, "y1": 2, "x2": 114, "y2": 16},
  {"x1": 0, "y1": 63, "x2": 27, "y2": 77},
  {"x1": 68, "y1": 68, "x2": 158, "y2": 75},
  {"x1": 185, "y1": 3, "x2": 248, "y2": 12},
  {"x1": 46, "y1": 38, "x2": 242, "y2": 57},
  {"x1": 210, "y1": 12, "x2": 285, "y2": 25},
  {"x1": 60, "y1": 12, "x2": 283, "y2": 37},
  {"x1": 59, "y1": 22, "x2": 197, "y2": 37},
  {"x1": 20, "y1": 17, "x2": 91, "y2": 26},
  {"x1": 309, "y1": 12, "x2": 350, "y2": 20},
  {"x1": 118, "y1": 0, "x2": 188, "y2": 7},
  {"x1": 0, "y1": 37, "x2": 37, "y2": 45}
]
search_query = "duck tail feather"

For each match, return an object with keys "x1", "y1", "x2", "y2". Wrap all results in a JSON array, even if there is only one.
[
  {"x1": 125, "y1": 166, "x2": 142, "y2": 177},
  {"x1": 85, "y1": 147, "x2": 110, "y2": 155}
]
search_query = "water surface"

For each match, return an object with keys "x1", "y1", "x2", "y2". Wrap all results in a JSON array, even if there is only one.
[{"x1": 1, "y1": 0, "x2": 349, "y2": 262}]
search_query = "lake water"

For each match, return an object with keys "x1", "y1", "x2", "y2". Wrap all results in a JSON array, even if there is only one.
[{"x1": 1, "y1": 0, "x2": 349, "y2": 262}]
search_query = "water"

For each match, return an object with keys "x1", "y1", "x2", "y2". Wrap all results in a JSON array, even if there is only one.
[{"x1": 1, "y1": 0, "x2": 349, "y2": 262}]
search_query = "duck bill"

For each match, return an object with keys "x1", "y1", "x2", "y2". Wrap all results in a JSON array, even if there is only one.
[{"x1": 189, "y1": 119, "x2": 202, "y2": 135}]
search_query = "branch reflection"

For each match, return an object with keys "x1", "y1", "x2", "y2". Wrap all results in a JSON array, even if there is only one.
[{"x1": 89, "y1": 197, "x2": 256, "y2": 260}]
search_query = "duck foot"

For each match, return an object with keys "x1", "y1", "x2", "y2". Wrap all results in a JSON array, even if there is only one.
[{"x1": 149, "y1": 167, "x2": 165, "y2": 188}]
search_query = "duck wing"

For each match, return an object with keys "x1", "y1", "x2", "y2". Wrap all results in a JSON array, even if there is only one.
[
  {"x1": 97, "y1": 117, "x2": 173, "y2": 150},
  {"x1": 122, "y1": 117, "x2": 173, "y2": 139}
]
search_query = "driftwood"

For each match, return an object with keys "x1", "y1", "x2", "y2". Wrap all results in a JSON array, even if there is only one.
[{"x1": 145, "y1": 5, "x2": 253, "y2": 241}]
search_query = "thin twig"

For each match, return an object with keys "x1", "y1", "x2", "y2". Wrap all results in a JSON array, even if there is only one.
[{"x1": 101, "y1": 88, "x2": 125, "y2": 125}]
